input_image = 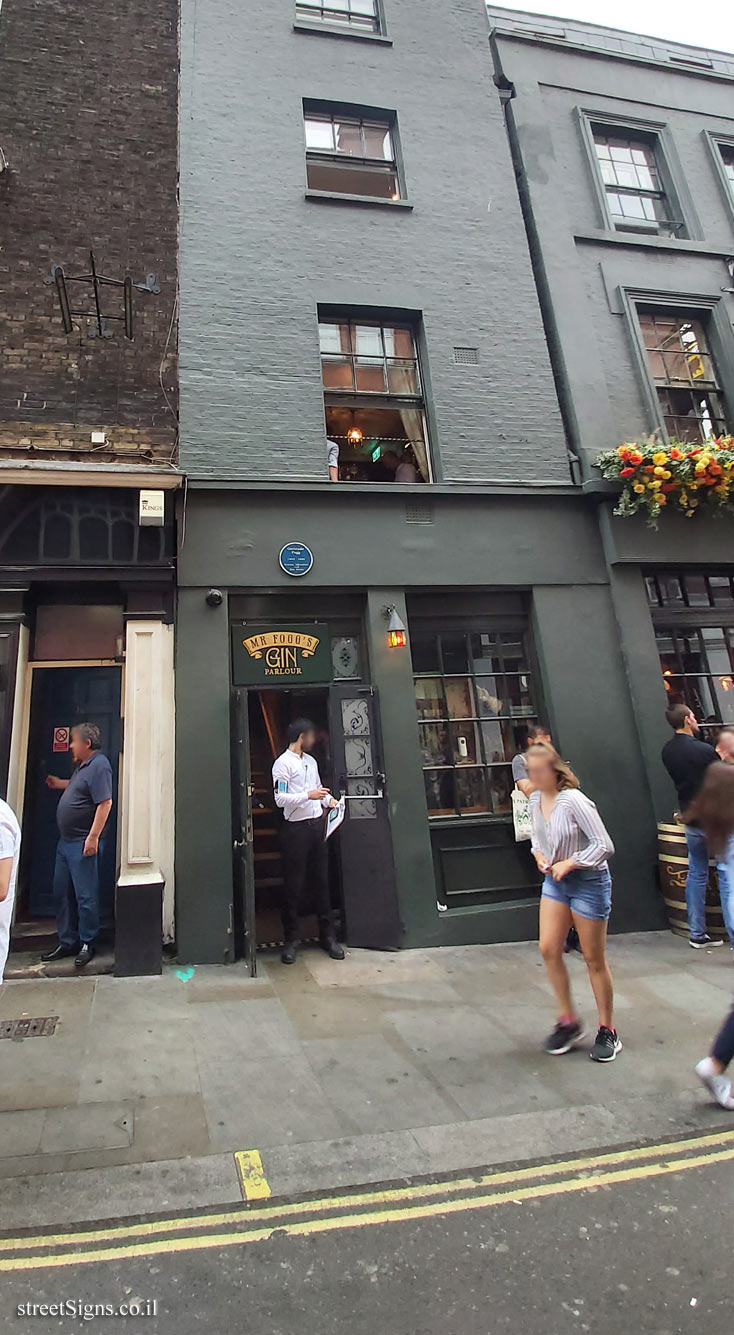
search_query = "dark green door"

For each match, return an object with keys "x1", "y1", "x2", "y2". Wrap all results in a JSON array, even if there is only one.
[{"x1": 24, "y1": 666, "x2": 121, "y2": 921}]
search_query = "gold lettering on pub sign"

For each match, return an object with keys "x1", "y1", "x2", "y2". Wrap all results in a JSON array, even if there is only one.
[{"x1": 242, "y1": 630, "x2": 320, "y2": 677}]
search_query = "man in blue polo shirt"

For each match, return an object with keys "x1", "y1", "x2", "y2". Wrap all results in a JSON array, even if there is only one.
[{"x1": 41, "y1": 722, "x2": 113, "y2": 969}]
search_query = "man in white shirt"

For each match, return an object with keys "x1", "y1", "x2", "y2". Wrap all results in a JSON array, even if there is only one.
[
  {"x1": 0, "y1": 796, "x2": 21, "y2": 985},
  {"x1": 272, "y1": 718, "x2": 344, "y2": 965}
]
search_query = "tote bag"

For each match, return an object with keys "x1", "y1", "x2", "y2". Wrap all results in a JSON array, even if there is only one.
[{"x1": 511, "y1": 787, "x2": 533, "y2": 843}]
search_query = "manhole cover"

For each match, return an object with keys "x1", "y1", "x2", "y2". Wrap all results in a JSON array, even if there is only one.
[{"x1": 0, "y1": 1016, "x2": 59, "y2": 1040}]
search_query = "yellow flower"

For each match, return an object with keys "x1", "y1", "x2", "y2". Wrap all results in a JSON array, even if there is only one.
[
  {"x1": 695, "y1": 463, "x2": 707, "y2": 475},
  {"x1": 654, "y1": 466, "x2": 666, "y2": 477},
  {"x1": 633, "y1": 483, "x2": 646, "y2": 494},
  {"x1": 662, "y1": 469, "x2": 672, "y2": 479},
  {"x1": 652, "y1": 451, "x2": 668, "y2": 465},
  {"x1": 649, "y1": 480, "x2": 663, "y2": 490},
  {"x1": 657, "y1": 494, "x2": 668, "y2": 506}
]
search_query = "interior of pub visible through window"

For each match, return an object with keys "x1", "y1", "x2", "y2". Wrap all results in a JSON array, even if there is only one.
[
  {"x1": 412, "y1": 630, "x2": 540, "y2": 817},
  {"x1": 319, "y1": 318, "x2": 430, "y2": 483},
  {"x1": 647, "y1": 572, "x2": 734, "y2": 739}
]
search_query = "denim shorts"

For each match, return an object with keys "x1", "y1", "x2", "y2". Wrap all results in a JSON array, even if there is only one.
[{"x1": 541, "y1": 866, "x2": 612, "y2": 922}]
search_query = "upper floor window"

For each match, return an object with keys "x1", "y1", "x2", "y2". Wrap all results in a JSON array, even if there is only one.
[
  {"x1": 719, "y1": 143, "x2": 734, "y2": 198},
  {"x1": 592, "y1": 129, "x2": 676, "y2": 234},
  {"x1": 304, "y1": 108, "x2": 400, "y2": 200},
  {"x1": 319, "y1": 316, "x2": 431, "y2": 482},
  {"x1": 296, "y1": 0, "x2": 380, "y2": 31},
  {"x1": 639, "y1": 311, "x2": 726, "y2": 443}
]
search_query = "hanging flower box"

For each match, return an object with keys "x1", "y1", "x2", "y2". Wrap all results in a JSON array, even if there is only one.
[{"x1": 595, "y1": 435, "x2": 734, "y2": 527}]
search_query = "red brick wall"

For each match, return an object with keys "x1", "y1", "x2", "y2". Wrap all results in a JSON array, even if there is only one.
[{"x1": 0, "y1": 0, "x2": 178, "y2": 463}]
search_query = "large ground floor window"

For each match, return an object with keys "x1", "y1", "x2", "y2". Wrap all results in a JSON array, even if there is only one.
[
  {"x1": 647, "y1": 570, "x2": 734, "y2": 738},
  {"x1": 411, "y1": 625, "x2": 541, "y2": 818}
]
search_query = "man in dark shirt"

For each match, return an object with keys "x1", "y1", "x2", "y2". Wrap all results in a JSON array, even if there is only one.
[
  {"x1": 662, "y1": 704, "x2": 726, "y2": 950},
  {"x1": 41, "y1": 722, "x2": 113, "y2": 968}
]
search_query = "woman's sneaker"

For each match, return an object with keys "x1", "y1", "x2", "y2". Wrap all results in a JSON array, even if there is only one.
[
  {"x1": 590, "y1": 1026, "x2": 623, "y2": 1062},
  {"x1": 689, "y1": 934, "x2": 724, "y2": 949},
  {"x1": 544, "y1": 1018, "x2": 586, "y2": 1055},
  {"x1": 695, "y1": 1057, "x2": 734, "y2": 1110}
]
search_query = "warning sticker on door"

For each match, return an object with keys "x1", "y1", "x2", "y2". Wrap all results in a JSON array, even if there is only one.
[{"x1": 52, "y1": 726, "x2": 70, "y2": 753}]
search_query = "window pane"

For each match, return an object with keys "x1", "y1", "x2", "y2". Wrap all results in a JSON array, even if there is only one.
[
  {"x1": 415, "y1": 678, "x2": 446, "y2": 720},
  {"x1": 424, "y1": 769, "x2": 456, "y2": 817},
  {"x1": 498, "y1": 633, "x2": 528, "y2": 673},
  {"x1": 700, "y1": 626, "x2": 734, "y2": 675},
  {"x1": 456, "y1": 767, "x2": 490, "y2": 815},
  {"x1": 684, "y1": 576, "x2": 711, "y2": 607},
  {"x1": 451, "y1": 721, "x2": 481, "y2": 766},
  {"x1": 411, "y1": 635, "x2": 441, "y2": 673},
  {"x1": 353, "y1": 325, "x2": 383, "y2": 356},
  {"x1": 306, "y1": 159, "x2": 399, "y2": 199},
  {"x1": 487, "y1": 766, "x2": 513, "y2": 815},
  {"x1": 418, "y1": 721, "x2": 451, "y2": 767},
  {"x1": 709, "y1": 577, "x2": 734, "y2": 606},
  {"x1": 445, "y1": 678, "x2": 476, "y2": 719},
  {"x1": 387, "y1": 359, "x2": 419, "y2": 395},
  {"x1": 354, "y1": 357, "x2": 387, "y2": 393},
  {"x1": 362, "y1": 123, "x2": 393, "y2": 160},
  {"x1": 476, "y1": 677, "x2": 506, "y2": 717},
  {"x1": 321, "y1": 355, "x2": 354, "y2": 390},
  {"x1": 332, "y1": 118, "x2": 364, "y2": 155},
  {"x1": 471, "y1": 633, "x2": 502, "y2": 674},
  {"x1": 440, "y1": 634, "x2": 469, "y2": 673},
  {"x1": 319, "y1": 321, "x2": 349, "y2": 354},
  {"x1": 506, "y1": 674, "x2": 534, "y2": 716},
  {"x1": 350, "y1": 0, "x2": 376, "y2": 14},
  {"x1": 481, "y1": 719, "x2": 517, "y2": 764},
  {"x1": 331, "y1": 636, "x2": 361, "y2": 679},
  {"x1": 305, "y1": 118, "x2": 334, "y2": 151}
]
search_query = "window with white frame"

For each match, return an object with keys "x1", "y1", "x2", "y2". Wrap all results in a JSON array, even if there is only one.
[
  {"x1": 319, "y1": 316, "x2": 431, "y2": 483},
  {"x1": 304, "y1": 108, "x2": 400, "y2": 200},
  {"x1": 638, "y1": 311, "x2": 727, "y2": 443},
  {"x1": 296, "y1": 0, "x2": 380, "y2": 31}
]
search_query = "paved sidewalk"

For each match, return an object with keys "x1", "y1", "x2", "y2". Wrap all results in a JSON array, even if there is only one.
[{"x1": 1, "y1": 932, "x2": 733, "y2": 1228}]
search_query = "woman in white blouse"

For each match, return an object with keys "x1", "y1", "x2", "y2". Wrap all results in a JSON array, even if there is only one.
[{"x1": 526, "y1": 743, "x2": 621, "y2": 1064}]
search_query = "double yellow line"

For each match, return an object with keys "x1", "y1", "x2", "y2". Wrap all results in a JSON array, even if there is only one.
[{"x1": 2, "y1": 1128, "x2": 734, "y2": 1272}]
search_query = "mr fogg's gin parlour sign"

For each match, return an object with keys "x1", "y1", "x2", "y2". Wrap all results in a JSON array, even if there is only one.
[{"x1": 231, "y1": 624, "x2": 331, "y2": 686}]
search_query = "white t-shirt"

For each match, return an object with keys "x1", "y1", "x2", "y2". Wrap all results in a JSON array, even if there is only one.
[
  {"x1": 327, "y1": 439, "x2": 339, "y2": 470},
  {"x1": 0, "y1": 797, "x2": 21, "y2": 984}
]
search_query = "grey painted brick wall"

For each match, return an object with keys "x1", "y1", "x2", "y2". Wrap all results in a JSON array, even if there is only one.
[
  {"x1": 179, "y1": 0, "x2": 568, "y2": 483},
  {"x1": 489, "y1": 17, "x2": 734, "y2": 462},
  {"x1": 0, "y1": 0, "x2": 178, "y2": 464}
]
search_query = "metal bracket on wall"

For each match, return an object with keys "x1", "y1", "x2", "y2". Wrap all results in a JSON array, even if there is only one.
[{"x1": 45, "y1": 251, "x2": 160, "y2": 340}]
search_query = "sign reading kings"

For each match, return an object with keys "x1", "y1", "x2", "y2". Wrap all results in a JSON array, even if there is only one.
[{"x1": 231, "y1": 623, "x2": 331, "y2": 686}]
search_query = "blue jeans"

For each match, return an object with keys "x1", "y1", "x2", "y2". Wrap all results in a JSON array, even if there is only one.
[
  {"x1": 684, "y1": 825, "x2": 733, "y2": 942},
  {"x1": 52, "y1": 839, "x2": 101, "y2": 948}
]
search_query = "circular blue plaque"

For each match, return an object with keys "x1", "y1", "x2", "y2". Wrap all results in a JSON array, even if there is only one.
[{"x1": 279, "y1": 541, "x2": 314, "y2": 578}]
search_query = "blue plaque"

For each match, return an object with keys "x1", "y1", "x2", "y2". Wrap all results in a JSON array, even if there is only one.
[{"x1": 279, "y1": 542, "x2": 314, "y2": 577}]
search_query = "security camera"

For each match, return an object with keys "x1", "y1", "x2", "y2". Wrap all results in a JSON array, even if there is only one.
[{"x1": 205, "y1": 588, "x2": 223, "y2": 608}]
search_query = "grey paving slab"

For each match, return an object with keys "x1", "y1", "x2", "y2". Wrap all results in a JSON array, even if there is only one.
[
  {"x1": 385, "y1": 1003, "x2": 505, "y2": 1065},
  {"x1": 188, "y1": 996, "x2": 301, "y2": 1060},
  {"x1": 302, "y1": 1034, "x2": 463, "y2": 1134},
  {"x1": 0, "y1": 1152, "x2": 242, "y2": 1230},
  {"x1": 199, "y1": 1052, "x2": 345, "y2": 1152},
  {"x1": 77, "y1": 1020, "x2": 201, "y2": 1103},
  {"x1": 303, "y1": 948, "x2": 447, "y2": 990},
  {"x1": 40, "y1": 1102, "x2": 133, "y2": 1155},
  {"x1": 0, "y1": 1109, "x2": 46, "y2": 1159},
  {"x1": 423, "y1": 1048, "x2": 569, "y2": 1122},
  {"x1": 639, "y1": 971, "x2": 734, "y2": 1016},
  {"x1": 261, "y1": 1130, "x2": 430, "y2": 1198}
]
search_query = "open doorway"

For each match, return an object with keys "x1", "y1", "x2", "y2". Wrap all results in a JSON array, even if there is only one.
[
  {"x1": 247, "y1": 688, "x2": 342, "y2": 949},
  {"x1": 14, "y1": 665, "x2": 121, "y2": 955}
]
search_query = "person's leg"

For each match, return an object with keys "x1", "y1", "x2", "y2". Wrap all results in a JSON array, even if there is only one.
[
  {"x1": 65, "y1": 841, "x2": 100, "y2": 946},
  {"x1": 539, "y1": 894, "x2": 575, "y2": 1018},
  {"x1": 695, "y1": 1004, "x2": 734, "y2": 1109},
  {"x1": 280, "y1": 821, "x2": 307, "y2": 944},
  {"x1": 685, "y1": 825, "x2": 710, "y2": 941},
  {"x1": 307, "y1": 822, "x2": 333, "y2": 937},
  {"x1": 52, "y1": 842, "x2": 79, "y2": 949},
  {"x1": 573, "y1": 915, "x2": 614, "y2": 1030},
  {"x1": 715, "y1": 839, "x2": 734, "y2": 947}
]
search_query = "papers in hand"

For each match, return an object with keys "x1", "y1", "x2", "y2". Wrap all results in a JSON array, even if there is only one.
[{"x1": 325, "y1": 796, "x2": 346, "y2": 840}]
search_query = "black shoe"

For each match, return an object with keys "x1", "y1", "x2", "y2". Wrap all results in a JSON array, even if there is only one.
[
  {"x1": 320, "y1": 937, "x2": 345, "y2": 960},
  {"x1": 689, "y1": 934, "x2": 724, "y2": 949},
  {"x1": 564, "y1": 927, "x2": 582, "y2": 955},
  {"x1": 74, "y1": 943, "x2": 96, "y2": 969},
  {"x1": 41, "y1": 944, "x2": 78, "y2": 963},
  {"x1": 543, "y1": 1018, "x2": 586, "y2": 1055},
  {"x1": 281, "y1": 941, "x2": 298, "y2": 965},
  {"x1": 590, "y1": 1026, "x2": 623, "y2": 1062}
]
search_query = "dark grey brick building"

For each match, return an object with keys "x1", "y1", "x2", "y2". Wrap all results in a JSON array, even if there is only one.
[
  {"x1": 488, "y1": 8, "x2": 734, "y2": 826},
  {"x1": 175, "y1": 0, "x2": 674, "y2": 965},
  {"x1": 0, "y1": 0, "x2": 180, "y2": 971}
]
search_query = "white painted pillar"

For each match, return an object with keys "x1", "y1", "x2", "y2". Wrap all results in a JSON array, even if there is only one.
[{"x1": 118, "y1": 620, "x2": 176, "y2": 942}]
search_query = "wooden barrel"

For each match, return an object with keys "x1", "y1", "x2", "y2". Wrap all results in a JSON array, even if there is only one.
[{"x1": 657, "y1": 820, "x2": 728, "y2": 941}]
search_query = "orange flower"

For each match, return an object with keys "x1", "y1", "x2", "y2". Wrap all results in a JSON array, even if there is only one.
[
  {"x1": 628, "y1": 452, "x2": 643, "y2": 465},
  {"x1": 620, "y1": 466, "x2": 636, "y2": 477},
  {"x1": 617, "y1": 446, "x2": 632, "y2": 460},
  {"x1": 661, "y1": 483, "x2": 677, "y2": 493},
  {"x1": 709, "y1": 463, "x2": 723, "y2": 476},
  {"x1": 669, "y1": 448, "x2": 683, "y2": 460}
]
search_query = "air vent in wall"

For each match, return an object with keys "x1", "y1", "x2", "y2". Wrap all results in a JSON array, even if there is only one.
[
  {"x1": 453, "y1": 346, "x2": 479, "y2": 365},
  {"x1": 404, "y1": 499, "x2": 435, "y2": 524}
]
